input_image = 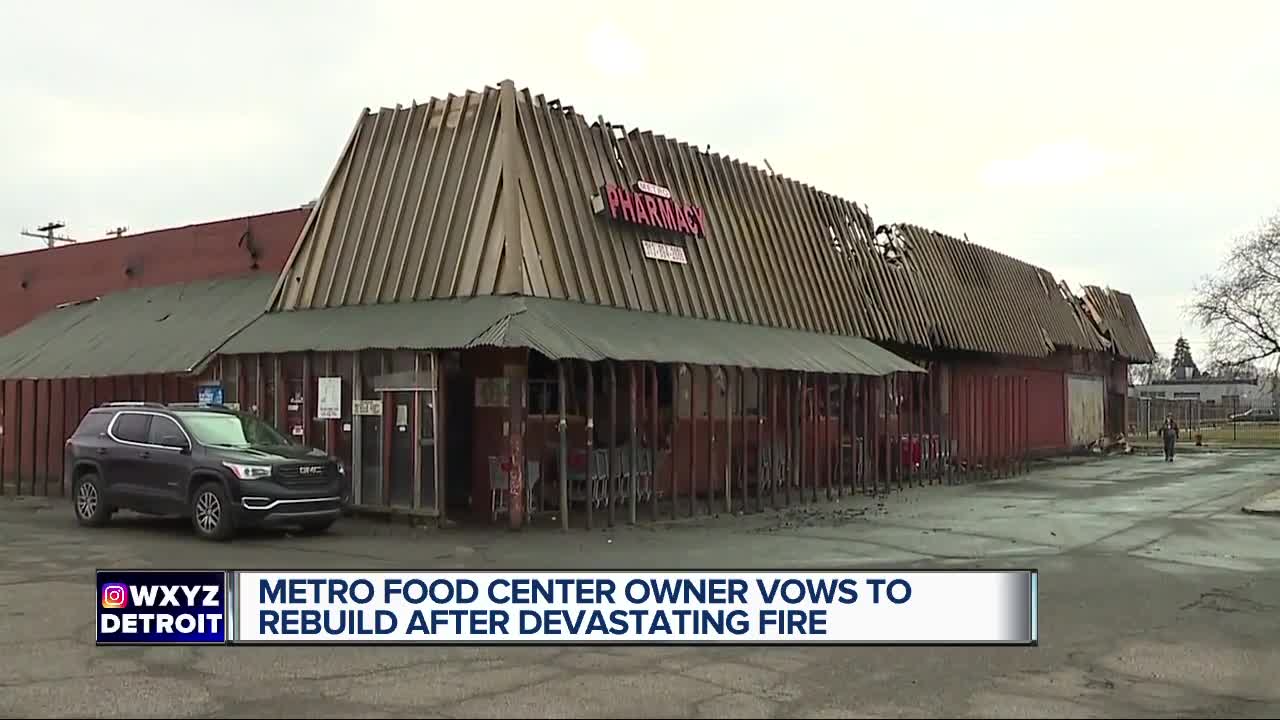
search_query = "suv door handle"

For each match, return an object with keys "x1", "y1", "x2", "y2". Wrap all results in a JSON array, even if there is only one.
[
  {"x1": 139, "y1": 451, "x2": 151, "y2": 460},
  {"x1": 96, "y1": 448, "x2": 108, "y2": 456}
]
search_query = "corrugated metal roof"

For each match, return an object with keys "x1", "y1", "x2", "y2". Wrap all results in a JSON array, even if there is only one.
[
  {"x1": 0, "y1": 274, "x2": 275, "y2": 379},
  {"x1": 1081, "y1": 286, "x2": 1157, "y2": 363},
  {"x1": 220, "y1": 296, "x2": 922, "y2": 375},
  {"x1": 269, "y1": 80, "x2": 1150, "y2": 361},
  {"x1": 269, "y1": 83, "x2": 882, "y2": 338},
  {"x1": 865, "y1": 224, "x2": 1110, "y2": 357},
  {"x1": 272, "y1": 89, "x2": 515, "y2": 310}
]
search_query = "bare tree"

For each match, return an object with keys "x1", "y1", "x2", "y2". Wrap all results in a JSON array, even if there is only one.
[
  {"x1": 1191, "y1": 209, "x2": 1280, "y2": 407},
  {"x1": 1129, "y1": 351, "x2": 1170, "y2": 386},
  {"x1": 1203, "y1": 358, "x2": 1259, "y2": 380}
]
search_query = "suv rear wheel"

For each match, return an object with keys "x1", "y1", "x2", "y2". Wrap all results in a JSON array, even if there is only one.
[
  {"x1": 73, "y1": 473, "x2": 112, "y2": 527},
  {"x1": 191, "y1": 481, "x2": 235, "y2": 541}
]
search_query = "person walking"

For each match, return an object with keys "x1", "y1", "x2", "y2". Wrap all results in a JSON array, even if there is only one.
[{"x1": 1159, "y1": 414, "x2": 1179, "y2": 462}]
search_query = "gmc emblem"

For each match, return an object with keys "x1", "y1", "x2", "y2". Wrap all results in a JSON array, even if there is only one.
[{"x1": 299, "y1": 466, "x2": 324, "y2": 476}]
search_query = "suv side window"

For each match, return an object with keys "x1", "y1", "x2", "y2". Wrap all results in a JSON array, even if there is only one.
[
  {"x1": 111, "y1": 412, "x2": 152, "y2": 444},
  {"x1": 73, "y1": 412, "x2": 112, "y2": 438},
  {"x1": 147, "y1": 416, "x2": 188, "y2": 448}
]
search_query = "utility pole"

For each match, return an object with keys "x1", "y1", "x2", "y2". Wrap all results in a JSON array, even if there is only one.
[
  {"x1": 20, "y1": 222, "x2": 77, "y2": 249},
  {"x1": 106, "y1": 226, "x2": 128, "y2": 238}
]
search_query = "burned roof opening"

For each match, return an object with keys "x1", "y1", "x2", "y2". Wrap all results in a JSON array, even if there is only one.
[
  {"x1": 1036, "y1": 269, "x2": 1052, "y2": 296},
  {"x1": 872, "y1": 225, "x2": 907, "y2": 267}
]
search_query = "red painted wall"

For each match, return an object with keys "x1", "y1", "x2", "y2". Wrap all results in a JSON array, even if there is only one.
[
  {"x1": 47, "y1": 380, "x2": 64, "y2": 495},
  {"x1": 941, "y1": 351, "x2": 1102, "y2": 458},
  {"x1": 0, "y1": 373, "x2": 194, "y2": 497},
  {"x1": 19, "y1": 380, "x2": 35, "y2": 494},
  {"x1": 63, "y1": 379, "x2": 80, "y2": 493},
  {"x1": 947, "y1": 366, "x2": 1051, "y2": 466},
  {"x1": 0, "y1": 207, "x2": 307, "y2": 335},
  {"x1": 464, "y1": 348, "x2": 530, "y2": 513},
  {"x1": 3, "y1": 380, "x2": 18, "y2": 494},
  {"x1": 79, "y1": 378, "x2": 95, "y2": 427},
  {"x1": 0, "y1": 380, "x2": 8, "y2": 493},
  {"x1": 34, "y1": 381, "x2": 49, "y2": 494},
  {"x1": 1025, "y1": 368, "x2": 1068, "y2": 451}
]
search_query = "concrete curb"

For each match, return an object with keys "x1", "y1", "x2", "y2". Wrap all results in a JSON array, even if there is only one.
[{"x1": 1242, "y1": 489, "x2": 1280, "y2": 515}]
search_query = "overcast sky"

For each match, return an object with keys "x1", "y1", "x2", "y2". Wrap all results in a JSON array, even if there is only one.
[{"x1": 3, "y1": 0, "x2": 1278, "y2": 362}]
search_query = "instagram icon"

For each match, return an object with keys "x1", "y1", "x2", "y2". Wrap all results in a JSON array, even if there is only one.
[{"x1": 101, "y1": 583, "x2": 128, "y2": 609}]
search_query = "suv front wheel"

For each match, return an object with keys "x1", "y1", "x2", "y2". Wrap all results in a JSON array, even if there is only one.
[
  {"x1": 191, "y1": 481, "x2": 235, "y2": 541},
  {"x1": 73, "y1": 473, "x2": 112, "y2": 527}
]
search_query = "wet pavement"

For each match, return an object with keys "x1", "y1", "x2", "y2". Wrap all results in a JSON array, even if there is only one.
[{"x1": 2, "y1": 450, "x2": 1279, "y2": 718}]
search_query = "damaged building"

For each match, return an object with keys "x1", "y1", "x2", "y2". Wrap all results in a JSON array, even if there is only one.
[{"x1": 0, "y1": 80, "x2": 1155, "y2": 529}]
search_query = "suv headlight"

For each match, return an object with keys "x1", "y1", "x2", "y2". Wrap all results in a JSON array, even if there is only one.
[{"x1": 223, "y1": 462, "x2": 272, "y2": 480}]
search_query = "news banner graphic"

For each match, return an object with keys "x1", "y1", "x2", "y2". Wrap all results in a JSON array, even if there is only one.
[
  {"x1": 96, "y1": 570, "x2": 227, "y2": 645},
  {"x1": 98, "y1": 569, "x2": 1038, "y2": 646}
]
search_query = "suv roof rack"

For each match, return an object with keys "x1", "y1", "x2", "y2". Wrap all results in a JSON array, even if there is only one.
[{"x1": 99, "y1": 401, "x2": 166, "y2": 409}]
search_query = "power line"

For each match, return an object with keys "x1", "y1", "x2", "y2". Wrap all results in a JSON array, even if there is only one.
[{"x1": 19, "y1": 221, "x2": 77, "y2": 249}]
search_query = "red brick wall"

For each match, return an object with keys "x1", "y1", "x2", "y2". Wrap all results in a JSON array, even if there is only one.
[{"x1": 0, "y1": 208, "x2": 307, "y2": 335}]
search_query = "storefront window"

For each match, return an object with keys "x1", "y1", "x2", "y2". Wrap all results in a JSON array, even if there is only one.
[
  {"x1": 261, "y1": 356, "x2": 277, "y2": 427},
  {"x1": 243, "y1": 355, "x2": 260, "y2": 416},
  {"x1": 384, "y1": 350, "x2": 417, "y2": 509},
  {"x1": 282, "y1": 353, "x2": 306, "y2": 444},
  {"x1": 220, "y1": 355, "x2": 240, "y2": 406},
  {"x1": 529, "y1": 353, "x2": 559, "y2": 415}
]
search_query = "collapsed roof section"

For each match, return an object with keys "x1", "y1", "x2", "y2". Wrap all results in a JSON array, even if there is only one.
[
  {"x1": 869, "y1": 224, "x2": 1155, "y2": 364},
  {"x1": 860, "y1": 224, "x2": 1109, "y2": 358},
  {"x1": 1080, "y1": 286, "x2": 1158, "y2": 363}
]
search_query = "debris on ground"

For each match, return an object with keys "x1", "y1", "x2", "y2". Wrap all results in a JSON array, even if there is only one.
[
  {"x1": 1089, "y1": 434, "x2": 1133, "y2": 455},
  {"x1": 752, "y1": 503, "x2": 880, "y2": 533}
]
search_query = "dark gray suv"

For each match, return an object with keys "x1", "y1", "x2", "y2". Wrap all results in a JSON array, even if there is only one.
[{"x1": 65, "y1": 402, "x2": 346, "y2": 541}]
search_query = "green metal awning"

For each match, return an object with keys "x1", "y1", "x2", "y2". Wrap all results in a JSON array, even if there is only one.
[
  {"x1": 0, "y1": 274, "x2": 276, "y2": 380},
  {"x1": 219, "y1": 295, "x2": 922, "y2": 375}
]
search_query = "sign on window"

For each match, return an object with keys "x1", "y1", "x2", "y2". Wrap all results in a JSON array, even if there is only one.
[
  {"x1": 352, "y1": 399, "x2": 383, "y2": 416},
  {"x1": 317, "y1": 377, "x2": 342, "y2": 420},
  {"x1": 197, "y1": 384, "x2": 224, "y2": 405}
]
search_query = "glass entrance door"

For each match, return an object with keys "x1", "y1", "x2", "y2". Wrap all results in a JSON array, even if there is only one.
[
  {"x1": 386, "y1": 391, "x2": 416, "y2": 508},
  {"x1": 375, "y1": 351, "x2": 439, "y2": 514}
]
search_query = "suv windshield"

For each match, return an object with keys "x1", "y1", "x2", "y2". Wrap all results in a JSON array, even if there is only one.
[{"x1": 175, "y1": 411, "x2": 292, "y2": 448}]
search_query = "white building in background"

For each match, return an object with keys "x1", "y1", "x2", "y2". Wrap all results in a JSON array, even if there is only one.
[{"x1": 1129, "y1": 377, "x2": 1276, "y2": 410}]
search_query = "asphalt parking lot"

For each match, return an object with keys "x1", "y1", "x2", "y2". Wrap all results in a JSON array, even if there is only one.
[{"x1": 3, "y1": 450, "x2": 1280, "y2": 718}]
